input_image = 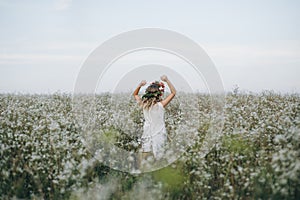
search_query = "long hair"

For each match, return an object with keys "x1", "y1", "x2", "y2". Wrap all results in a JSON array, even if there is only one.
[{"x1": 141, "y1": 81, "x2": 164, "y2": 110}]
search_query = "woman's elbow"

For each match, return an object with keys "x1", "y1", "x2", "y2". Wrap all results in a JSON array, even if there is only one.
[{"x1": 170, "y1": 92, "x2": 176, "y2": 98}]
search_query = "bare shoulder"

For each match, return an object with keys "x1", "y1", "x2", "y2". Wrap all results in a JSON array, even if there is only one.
[
  {"x1": 161, "y1": 93, "x2": 176, "y2": 108},
  {"x1": 158, "y1": 101, "x2": 164, "y2": 108}
]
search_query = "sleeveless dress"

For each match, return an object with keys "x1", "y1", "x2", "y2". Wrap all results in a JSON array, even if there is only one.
[{"x1": 141, "y1": 102, "x2": 167, "y2": 159}]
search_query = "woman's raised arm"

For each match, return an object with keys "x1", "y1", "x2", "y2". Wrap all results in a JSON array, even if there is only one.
[
  {"x1": 133, "y1": 80, "x2": 147, "y2": 103},
  {"x1": 160, "y1": 75, "x2": 176, "y2": 107}
]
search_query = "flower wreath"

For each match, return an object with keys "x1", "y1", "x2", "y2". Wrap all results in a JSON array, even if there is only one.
[{"x1": 142, "y1": 81, "x2": 165, "y2": 99}]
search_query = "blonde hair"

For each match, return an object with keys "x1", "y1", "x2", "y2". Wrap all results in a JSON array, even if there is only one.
[
  {"x1": 142, "y1": 97, "x2": 162, "y2": 110},
  {"x1": 141, "y1": 82, "x2": 163, "y2": 110}
]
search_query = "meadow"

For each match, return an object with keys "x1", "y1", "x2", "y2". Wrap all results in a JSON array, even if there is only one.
[{"x1": 0, "y1": 90, "x2": 299, "y2": 199}]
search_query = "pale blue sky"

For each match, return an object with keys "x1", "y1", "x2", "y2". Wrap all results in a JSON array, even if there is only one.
[{"x1": 0, "y1": 0, "x2": 299, "y2": 93}]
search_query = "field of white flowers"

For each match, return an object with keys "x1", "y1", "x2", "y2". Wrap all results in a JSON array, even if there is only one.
[{"x1": 0, "y1": 91, "x2": 299, "y2": 199}]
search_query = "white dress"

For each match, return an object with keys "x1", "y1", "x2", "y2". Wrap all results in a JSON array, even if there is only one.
[{"x1": 141, "y1": 102, "x2": 167, "y2": 159}]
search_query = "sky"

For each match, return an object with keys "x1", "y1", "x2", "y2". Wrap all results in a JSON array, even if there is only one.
[{"x1": 0, "y1": 0, "x2": 299, "y2": 94}]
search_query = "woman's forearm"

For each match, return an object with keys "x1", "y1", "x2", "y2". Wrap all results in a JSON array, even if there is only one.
[
  {"x1": 133, "y1": 81, "x2": 146, "y2": 103},
  {"x1": 166, "y1": 79, "x2": 176, "y2": 95},
  {"x1": 133, "y1": 85, "x2": 141, "y2": 96}
]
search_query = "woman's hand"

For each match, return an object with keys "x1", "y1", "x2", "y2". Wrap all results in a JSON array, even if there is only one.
[
  {"x1": 139, "y1": 80, "x2": 147, "y2": 87},
  {"x1": 160, "y1": 75, "x2": 168, "y2": 82}
]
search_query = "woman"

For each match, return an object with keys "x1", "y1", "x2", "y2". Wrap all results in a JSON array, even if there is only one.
[{"x1": 133, "y1": 75, "x2": 176, "y2": 161}]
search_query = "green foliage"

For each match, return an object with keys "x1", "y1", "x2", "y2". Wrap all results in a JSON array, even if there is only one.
[{"x1": 151, "y1": 165, "x2": 188, "y2": 199}]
